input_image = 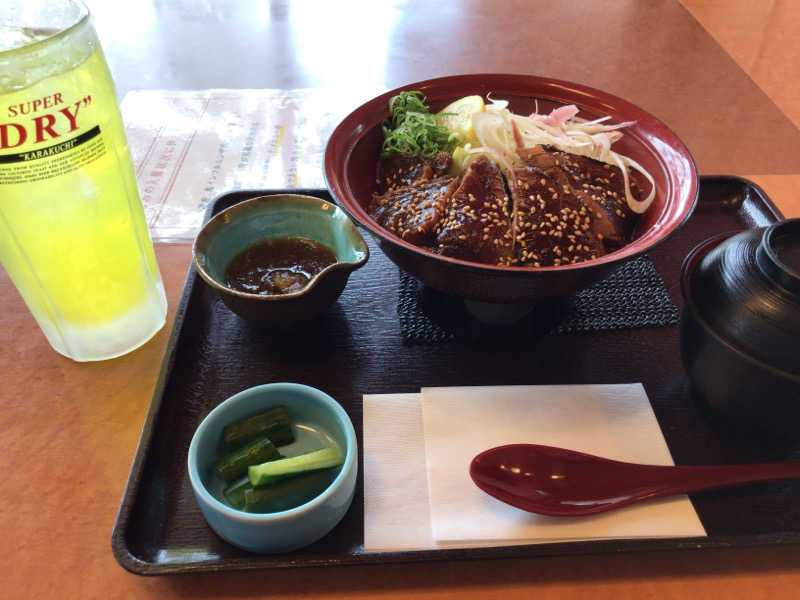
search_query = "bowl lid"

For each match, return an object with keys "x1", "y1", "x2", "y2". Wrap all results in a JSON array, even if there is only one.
[{"x1": 684, "y1": 218, "x2": 800, "y2": 374}]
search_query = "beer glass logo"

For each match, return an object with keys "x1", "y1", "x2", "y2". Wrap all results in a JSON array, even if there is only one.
[{"x1": 0, "y1": 94, "x2": 105, "y2": 182}]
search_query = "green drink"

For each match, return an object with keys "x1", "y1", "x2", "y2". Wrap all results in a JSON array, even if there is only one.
[{"x1": 0, "y1": 1, "x2": 167, "y2": 361}]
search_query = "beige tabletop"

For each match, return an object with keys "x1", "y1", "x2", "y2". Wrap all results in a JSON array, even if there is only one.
[{"x1": 3, "y1": 1, "x2": 800, "y2": 598}]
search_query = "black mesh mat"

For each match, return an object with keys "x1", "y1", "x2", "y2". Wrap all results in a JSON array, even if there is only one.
[{"x1": 398, "y1": 255, "x2": 679, "y2": 345}]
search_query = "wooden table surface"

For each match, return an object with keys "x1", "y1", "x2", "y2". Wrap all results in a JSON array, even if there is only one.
[{"x1": 3, "y1": 1, "x2": 800, "y2": 598}]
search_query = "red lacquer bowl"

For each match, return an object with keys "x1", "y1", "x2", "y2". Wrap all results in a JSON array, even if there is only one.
[{"x1": 324, "y1": 74, "x2": 698, "y2": 303}]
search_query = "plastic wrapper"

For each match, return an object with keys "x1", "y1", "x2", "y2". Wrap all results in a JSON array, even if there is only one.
[{"x1": 122, "y1": 88, "x2": 383, "y2": 241}]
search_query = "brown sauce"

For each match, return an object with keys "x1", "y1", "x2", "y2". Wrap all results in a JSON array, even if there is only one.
[{"x1": 224, "y1": 237, "x2": 337, "y2": 295}]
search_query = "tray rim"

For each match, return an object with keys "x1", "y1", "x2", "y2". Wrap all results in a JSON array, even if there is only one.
[{"x1": 111, "y1": 175, "x2": 789, "y2": 575}]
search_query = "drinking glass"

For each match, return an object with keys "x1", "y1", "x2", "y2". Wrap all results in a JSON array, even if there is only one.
[{"x1": 0, "y1": 0, "x2": 167, "y2": 361}]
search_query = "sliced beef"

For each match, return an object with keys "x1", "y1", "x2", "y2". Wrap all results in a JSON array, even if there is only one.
[
  {"x1": 518, "y1": 146, "x2": 645, "y2": 247},
  {"x1": 510, "y1": 164, "x2": 605, "y2": 267},
  {"x1": 375, "y1": 152, "x2": 452, "y2": 194},
  {"x1": 370, "y1": 176, "x2": 459, "y2": 247},
  {"x1": 371, "y1": 146, "x2": 646, "y2": 269},
  {"x1": 519, "y1": 146, "x2": 621, "y2": 244},
  {"x1": 555, "y1": 152, "x2": 639, "y2": 247},
  {"x1": 435, "y1": 157, "x2": 514, "y2": 266}
]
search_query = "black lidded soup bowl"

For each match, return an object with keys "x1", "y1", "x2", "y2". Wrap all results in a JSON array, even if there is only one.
[{"x1": 680, "y1": 218, "x2": 800, "y2": 440}]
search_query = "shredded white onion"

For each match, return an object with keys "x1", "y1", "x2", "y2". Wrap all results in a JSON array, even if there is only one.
[{"x1": 468, "y1": 100, "x2": 655, "y2": 214}]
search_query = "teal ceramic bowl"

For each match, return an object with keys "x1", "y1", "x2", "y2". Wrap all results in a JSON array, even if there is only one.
[
  {"x1": 187, "y1": 383, "x2": 358, "y2": 554},
  {"x1": 192, "y1": 194, "x2": 369, "y2": 327}
]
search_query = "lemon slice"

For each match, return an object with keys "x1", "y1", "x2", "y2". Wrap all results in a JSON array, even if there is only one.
[
  {"x1": 450, "y1": 145, "x2": 473, "y2": 175},
  {"x1": 437, "y1": 95, "x2": 485, "y2": 146}
]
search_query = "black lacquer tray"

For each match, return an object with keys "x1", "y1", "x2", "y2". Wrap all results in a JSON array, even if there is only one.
[{"x1": 112, "y1": 176, "x2": 800, "y2": 575}]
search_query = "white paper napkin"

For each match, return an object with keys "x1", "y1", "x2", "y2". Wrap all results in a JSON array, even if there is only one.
[
  {"x1": 362, "y1": 385, "x2": 706, "y2": 553},
  {"x1": 363, "y1": 393, "x2": 435, "y2": 551},
  {"x1": 421, "y1": 384, "x2": 706, "y2": 544}
]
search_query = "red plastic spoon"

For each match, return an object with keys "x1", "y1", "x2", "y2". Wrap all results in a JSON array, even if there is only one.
[{"x1": 469, "y1": 444, "x2": 800, "y2": 516}]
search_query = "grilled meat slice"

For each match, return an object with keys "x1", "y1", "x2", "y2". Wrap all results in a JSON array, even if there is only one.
[
  {"x1": 554, "y1": 151, "x2": 641, "y2": 247},
  {"x1": 519, "y1": 146, "x2": 645, "y2": 247},
  {"x1": 435, "y1": 157, "x2": 514, "y2": 265},
  {"x1": 371, "y1": 175, "x2": 459, "y2": 247},
  {"x1": 510, "y1": 164, "x2": 605, "y2": 267},
  {"x1": 376, "y1": 152, "x2": 452, "y2": 194},
  {"x1": 518, "y1": 146, "x2": 620, "y2": 244},
  {"x1": 371, "y1": 146, "x2": 646, "y2": 268}
]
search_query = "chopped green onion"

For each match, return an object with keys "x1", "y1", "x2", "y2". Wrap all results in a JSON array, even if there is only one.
[{"x1": 381, "y1": 91, "x2": 457, "y2": 158}]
